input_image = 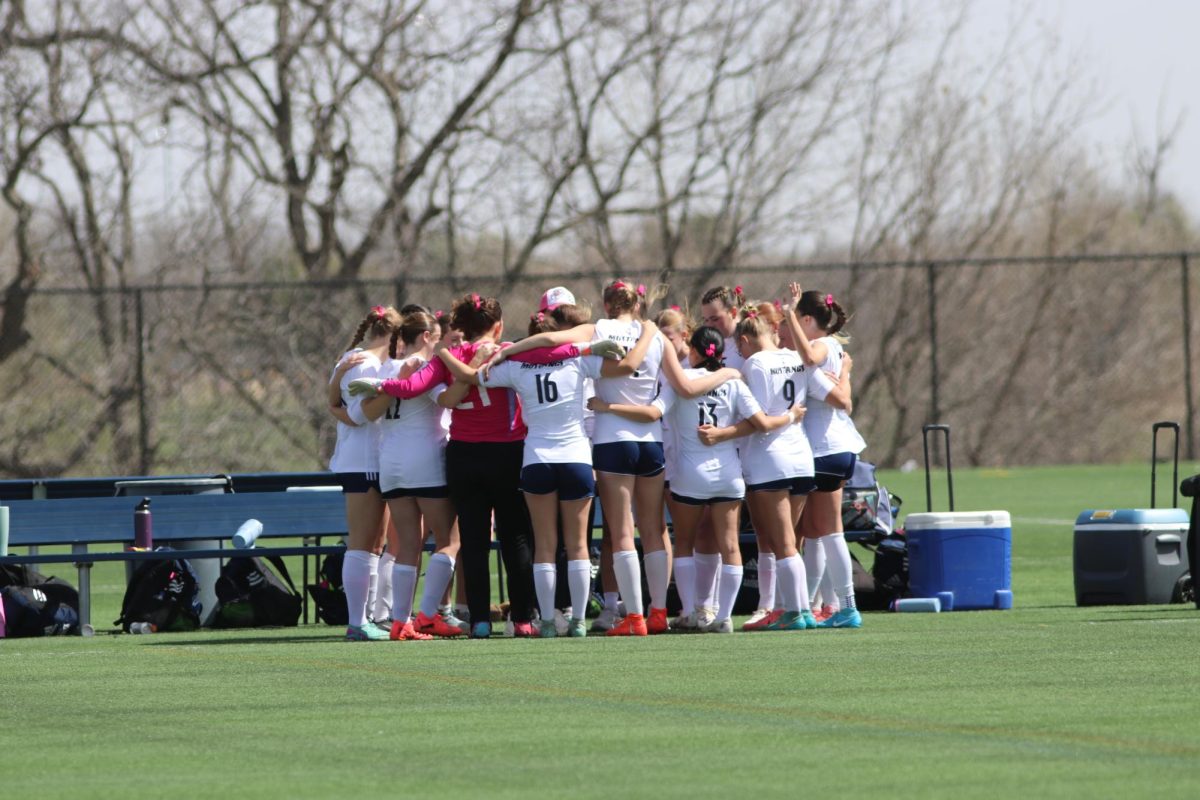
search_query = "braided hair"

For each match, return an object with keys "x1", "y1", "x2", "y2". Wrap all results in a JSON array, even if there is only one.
[{"x1": 348, "y1": 305, "x2": 402, "y2": 350}]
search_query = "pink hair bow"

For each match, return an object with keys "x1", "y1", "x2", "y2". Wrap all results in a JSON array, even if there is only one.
[
  {"x1": 824, "y1": 294, "x2": 834, "y2": 308},
  {"x1": 371, "y1": 305, "x2": 386, "y2": 317},
  {"x1": 472, "y1": 293, "x2": 482, "y2": 310},
  {"x1": 705, "y1": 343, "x2": 716, "y2": 357},
  {"x1": 435, "y1": 309, "x2": 444, "y2": 319},
  {"x1": 636, "y1": 284, "x2": 646, "y2": 297}
]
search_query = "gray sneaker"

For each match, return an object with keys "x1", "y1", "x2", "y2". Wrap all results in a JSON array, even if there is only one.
[
  {"x1": 440, "y1": 607, "x2": 470, "y2": 633},
  {"x1": 591, "y1": 606, "x2": 617, "y2": 632},
  {"x1": 702, "y1": 617, "x2": 734, "y2": 634}
]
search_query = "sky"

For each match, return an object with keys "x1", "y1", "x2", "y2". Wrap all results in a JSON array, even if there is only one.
[{"x1": 974, "y1": 0, "x2": 1200, "y2": 218}]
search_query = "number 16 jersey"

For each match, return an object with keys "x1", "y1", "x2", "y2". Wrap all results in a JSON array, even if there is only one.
[{"x1": 481, "y1": 356, "x2": 605, "y2": 466}]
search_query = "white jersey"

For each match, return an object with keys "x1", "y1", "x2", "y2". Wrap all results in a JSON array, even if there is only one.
[
  {"x1": 377, "y1": 356, "x2": 450, "y2": 491},
  {"x1": 739, "y1": 348, "x2": 814, "y2": 483},
  {"x1": 654, "y1": 369, "x2": 761, "y2": 499},
  {"x1": 328, "y1": 349, "x2": 382, "y2": 474},
  {"x1": 591, "y1": 318, "x2": 665, "y2": 444},
  {"x1": 803, "y1": 337, "x2": 867, "y2": 458},
  {"x1": 722, "y1": 337, "x2": 745, "y2": 370},
  {"x1": 482, "y1": 356, "x2": 605, "y2": 466}
]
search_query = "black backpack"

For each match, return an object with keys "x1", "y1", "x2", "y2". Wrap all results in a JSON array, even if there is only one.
[
  {"x1": 116, "y1": 550, "x2": 202, "y2": 633},
  {"x1": 211, "y1": 555, "x2": 302, "y2": 628},
  {"x1": 1, "y1": 578, "x2": 80, "y2": 637},
  {"x1": 305, "y1": 550, "x2": 348, "y2": 626}
]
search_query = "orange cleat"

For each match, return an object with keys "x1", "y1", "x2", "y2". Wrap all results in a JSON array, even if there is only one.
[
  {"x1": 390, "y1": 620, "x2": 433, "y2": 641},
  {"x1": 605, "y1": 613, "x2": 649, "y2": 637},
  {"x1": 742, "y1": 608, "x2": 783, "y2": 631},
  {"x1": 813, "y1": 604, "x2": 836, "y2": 623},
  {"x1": 415, "y1": 611, "x2": 465, "y2": 638},
  {"x1": 646, "y1": 607, "x2": 669, "y2": 634}
]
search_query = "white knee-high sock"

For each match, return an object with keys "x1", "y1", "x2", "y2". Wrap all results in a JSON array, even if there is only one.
[
  {"x1": 420, "y1": 553, "x2": 456, "y2": 618},
  {"x1": 392, "y1": 563, "x2": 418, "y2": 624},
  {"x1": 775, "y1": 554, "x2": 797, "y2": 612},
  {"x1": 823, "y1": 532, "x2": 856, "y2": 610},
  {"x1": 567, "y1": 560, "x2": 591, "y2": 621},
  {"x1": 533, "y1": 562, "x2": 557, "y2": 621},
  {"x1": 819, "y1": 557, "x2": 838, "y2": 611},
  {"x1": 643, "y1": 550, "x2": 670, "y2": 610},
  {"x1": 693, "y1": 552, "x2": 721, "y2": 611},
  {"x1": 756, "y1": 552, "x2": 776, "y2": 610},
  {"x1": 613, "y1": 550, "x2": 644, "y2": 616},
  {"x1": 343, "y1": 550, "x2": 377, "y2": 628},
  {"x1": 366, "y1": 556, "x2": 380, "y2": 620},
  {"x1": 375, "y1": 553, "x2": 395, "y2": 621},
  {"x1": 715, "y1": 565, "x2": 744, "y2": 623},
  {"x1": 674, "y1": 556, "x2": 696, "y2": 616},
  {"x1": 802, "y1": 538, "x2": 826, "y2": 606}
]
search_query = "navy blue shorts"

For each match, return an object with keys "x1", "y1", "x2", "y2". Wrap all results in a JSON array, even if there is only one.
[
  {"x1": 592, "y1": 441, "x2": 665, "y2": 477},
  {"x1": 813, "y1": 452, "x2": 857, "y2": 492},
  {"x1": 338, "y1": 472, "x2": 381, "y2": 494},
  {"x1": 670, "y1": 492, "x2": 743, "y2": 506},
  {"x1": 746, "y1": 476, "x2": 817, "y2": 496},
  {"x1": 520, "y1": 463, "x2": 596, "y2": 501},
  {"x1": 381, "y1": 485, "x2": 450, "y2": 500}
]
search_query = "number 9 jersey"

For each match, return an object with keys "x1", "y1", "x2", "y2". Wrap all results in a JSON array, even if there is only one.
[{"x1": 739, "y1": 349, "x2": 814, "y2": 484}]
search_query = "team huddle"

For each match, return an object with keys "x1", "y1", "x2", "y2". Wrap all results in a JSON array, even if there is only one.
[{"x1": 327, "y1": 279, "x2": 865, "y2": 641}]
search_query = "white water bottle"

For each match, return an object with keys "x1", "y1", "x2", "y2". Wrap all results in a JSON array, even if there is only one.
[
  {"x1": 891, "y1": 597, "x2": 941, "y2": 613},
  {"x1": 232, "y1": 519, "x2": 263, "y2": 549}
]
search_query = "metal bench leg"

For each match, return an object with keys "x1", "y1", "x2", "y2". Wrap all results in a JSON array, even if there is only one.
[{"x1": 72, "y1": 544, "x2": 92, "y2": 628}]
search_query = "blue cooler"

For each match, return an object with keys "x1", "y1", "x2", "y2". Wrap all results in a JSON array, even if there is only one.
[
  {"x1": 905, "y1": 511, "x2": 1013, "y2": 611},
  {"x1": 1073, "y1": 509, "x2": 1189, "y2": 605}
]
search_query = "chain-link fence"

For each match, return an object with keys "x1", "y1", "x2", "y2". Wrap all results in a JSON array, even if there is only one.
[{"x1": 2, "y1": 251, "x2": 1197, "y2": 478}]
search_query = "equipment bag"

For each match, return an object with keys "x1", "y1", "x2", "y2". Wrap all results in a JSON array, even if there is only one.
[
  {"x1": 115, "y1": 549, "x2": 202, "y2": 633},
  {"x1": 212, "y1": 555, "x2": 302, "y2": 628},
  {"x1": 1, "y1": 579, "x2": 80, "y2": 637},
  {"x1": 305, "y1": 550, "x2": 349, "y2": 626},
  {"x1": 842, "y1": 459, "x2": 901, "y2": 539}
]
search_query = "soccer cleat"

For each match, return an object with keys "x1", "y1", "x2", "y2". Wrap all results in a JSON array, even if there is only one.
[
  {"x1": 606, "y1": 613, "x2": 649, "y2": 637},
  {"x1": 801, "y1": 609, "x2": 819, "y2": 629},
  {"x1": 694, "y1": 606, "x2": 717, "y2": 629},
  {"x1": 743, "y1": 608, "x2": 771, "y2": 627},
  {"x1": 765, "y1": 610, "x2": 807, "y2": 631},
  {"x1": 703, "y1": 617, "x2": 734, "y2": 634},
  {"x1": 346, "y1": 623, "x2": 389, "y2": 642},
  {"x1": 670, "y1": 612, "x2": 698, "y2": 632},
  {"x1": 470, "y1": 621, "x2": 492, "y2": 639},
  {"x1": 415, "y1": 611, "x2": 465, "y2": 638},
  {"x1": 813, "y1": 604, "x2": 836, "y2": 623},
  {"x1": 646, "y1": 607, "x2": 669, "y2": 634},
  {"x1": 440, "y1": 607, "x2": 471, "y2": 633},
  {"x1": 743, "y1": 608, "x2": 783, "y2": 631},
  {"x1": 390, "y1": 620, "x2": 433, "y2": 641},
  {"x1": 512, "y1": 621, "x2": 536, "y2": 638},
  {"x1": 591, "y1": 606, "x2": 617, "y2": 632},
  {"x1": 539, "y1": 619, "x2": 559, "y2": 638},
  {"x1": 568, "y1": 617, "x2": 588, "y2": 638},
  {"x1": 818, "y1": 608, "x2": 862, "y2": 629}
]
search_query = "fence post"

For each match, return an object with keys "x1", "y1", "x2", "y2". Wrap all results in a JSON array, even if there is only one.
[
  {"x1": 134, "y1": 288, "x2": 150, "y2": 473},
  {"x1": 1182, "y1": 253, "x2": 1195, "y2": 461},
  {"x1": 926, "y1": 261, "x2": 940, "y2": 428}
]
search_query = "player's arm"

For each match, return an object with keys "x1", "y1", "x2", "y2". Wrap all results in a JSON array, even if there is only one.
[
  {"x1": 361, "y1": 391, "x2": 393, "y2": 422},
  {"x1": 484, "y1": 324, "x2": 597, "y2": 370},
  {"x1": 659, "y1": 341, "x2": 741, "y2": 398},
  {"x1": 812, "y1": 353, "x2": 853, "y2": 413},
  {"x1": 588, "y1": 396, "x2": 663, "y2": 423},
  {"x1": 697, "y1": 405, "x2": 804, "y2": 445},
  {"x1": 785, "y1": 281, "x2": 829, "y2": 366},
  {"x1": 328, "y1": 352, "x2": 366, "y2": 410}
]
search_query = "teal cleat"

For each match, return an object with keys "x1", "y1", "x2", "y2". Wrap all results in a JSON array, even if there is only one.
[
  {"x1": 568, "y1": 617, "x2": 587, "y2": 638},
  {"x1": 818, "y1": 608, "x2": 862, "y2": 629},
  {"x1": 766, "y1": 610, "x2": 806, "y2": 631},
  {"x1": 470, "y1": 621, "x2": 492, "y2": 639},
  {"x1": 801, "y1": 610, "x2": 818, "y2": 629},
  {"x1": 539, "y1": 619, "x2": 559, "y2": 638},
  {"x1": 346, "y1": 623, "x2": 389, "y2": 642}
]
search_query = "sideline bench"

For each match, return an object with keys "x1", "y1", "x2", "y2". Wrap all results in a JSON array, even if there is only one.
[{"x1": 0, "y1": 492, "x2": 348, "y2": 626}]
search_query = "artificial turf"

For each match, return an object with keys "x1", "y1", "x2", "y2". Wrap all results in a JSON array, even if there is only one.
[{"x1": 4, "y1": 462, "x2": 1199, "y2": 799}]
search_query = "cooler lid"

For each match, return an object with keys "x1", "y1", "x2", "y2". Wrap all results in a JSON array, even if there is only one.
[
  {"x1": 1074, "y1": 508, "x2": 1189, "y2": 528},
  {"x1": 904, "y1": 511, "x2": 1011, "y2": 530}
]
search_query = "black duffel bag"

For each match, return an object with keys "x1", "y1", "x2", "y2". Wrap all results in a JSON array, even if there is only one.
[{"x1": 211, "y1": 555, "x2": 302, "y2": 628}]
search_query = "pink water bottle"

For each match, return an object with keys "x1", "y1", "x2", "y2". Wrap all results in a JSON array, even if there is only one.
[{"x1": 134, "y1": 497, "x2": 153, "y2": 550}]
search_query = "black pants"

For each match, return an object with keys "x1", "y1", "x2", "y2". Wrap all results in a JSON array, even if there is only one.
[{"x1": 445, "y1": 440, "x2": 535, "y2": 624}]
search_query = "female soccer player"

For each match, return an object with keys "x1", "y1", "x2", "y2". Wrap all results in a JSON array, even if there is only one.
[
  {"x1": 591, "y1": 326, "x2": 804, "y2": 633},
  {"x1": 330, "y1": 305, "x2": 400, "y2": 641},
  {"x1": 783, "y1": 283, "x2": 863, "y2": 628},
  {"x1": 440, "y1": 315, "x2": 658, "y2": 637},
  {"x1": 360, "y1": 309, "x2": 464, "y2": 640}
]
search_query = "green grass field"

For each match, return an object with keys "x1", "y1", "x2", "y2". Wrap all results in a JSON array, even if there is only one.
[{"x1": 5, "y1": 462, "x2": 1200, "y2": 799}]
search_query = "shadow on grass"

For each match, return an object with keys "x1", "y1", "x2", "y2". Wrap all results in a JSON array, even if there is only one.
[{"x1": 143, "y1": 634, "x2": 345, "y2": 646}]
